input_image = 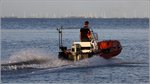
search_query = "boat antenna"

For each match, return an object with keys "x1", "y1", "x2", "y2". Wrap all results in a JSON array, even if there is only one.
[{"x1": 57, "y1": 26, "x2": 63, "y2": 50}]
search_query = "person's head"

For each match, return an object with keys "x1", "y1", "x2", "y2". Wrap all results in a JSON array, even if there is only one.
[{"x1": 84, "y1": 21, "x2": 89, "y2": 27}]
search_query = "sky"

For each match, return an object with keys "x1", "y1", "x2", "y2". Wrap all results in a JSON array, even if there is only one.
[{"x1": 1, "y1": 0, "x2": 149, "y2": 18}]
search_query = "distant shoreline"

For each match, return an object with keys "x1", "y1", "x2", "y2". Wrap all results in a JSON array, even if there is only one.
[{"x1": 1, "y1": 17, "x2": 149, "y2": 19}]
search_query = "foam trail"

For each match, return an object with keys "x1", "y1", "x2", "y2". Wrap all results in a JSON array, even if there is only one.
[
  {"x1": 1, "y1": 48, "x2": 72, "y2": 70},
  {"x1": 1, "y1": 48, "x2": 148, "y2": 71},
  {"x1": 9, "y1": 49, "x2": 51, "y2": 63}
]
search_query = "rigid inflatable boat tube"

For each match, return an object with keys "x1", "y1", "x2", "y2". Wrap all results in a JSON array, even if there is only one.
[{"x1": 98, "y1": 40, "x2": 122, "y2": 59}]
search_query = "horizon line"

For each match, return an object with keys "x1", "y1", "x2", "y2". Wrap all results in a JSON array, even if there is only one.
[{"x1": 1, "y1": 16, "x2": 149, "y2": 19}]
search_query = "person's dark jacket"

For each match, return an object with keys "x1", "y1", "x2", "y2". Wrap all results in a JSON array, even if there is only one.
[{"x1": 80, "y1": 27, "x2": 91, "y2": 42}]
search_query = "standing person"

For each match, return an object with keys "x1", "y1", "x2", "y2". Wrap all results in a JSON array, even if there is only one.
[{"x1": 80, "y1": 21, "x2": 92, "y2": 42}]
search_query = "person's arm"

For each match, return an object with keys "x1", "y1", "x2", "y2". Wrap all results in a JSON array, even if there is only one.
[
  {"x1": 80, "y1": 32, "x2": 82, "y2": 41},
  {"x1": 80, "y1": 28, "x2": 82, "y2": 41}
]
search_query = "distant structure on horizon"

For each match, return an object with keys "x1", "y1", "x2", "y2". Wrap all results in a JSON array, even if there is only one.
[{"x1": 2, "y1": 11, "x2": 148, "y2": 18}]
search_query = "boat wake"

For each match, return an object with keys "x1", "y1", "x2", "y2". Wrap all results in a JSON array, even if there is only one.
[
  {"x1": 1, "y1": 49, "x2": 148, "y2": 76},
  {"x1": 1, "y1": 49, "x2": 72, "y2": 71}
]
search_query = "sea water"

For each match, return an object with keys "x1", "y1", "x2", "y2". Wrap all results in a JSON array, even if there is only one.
[{"x1": 1, "y1": 18, "x2": 149, "y2": 83}]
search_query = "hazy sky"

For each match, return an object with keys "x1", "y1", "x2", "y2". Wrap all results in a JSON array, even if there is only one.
[{"x1": 1, "y1": 0, "x2": 149, "y2": 18}]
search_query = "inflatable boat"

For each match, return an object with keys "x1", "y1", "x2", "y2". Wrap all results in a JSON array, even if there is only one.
[{"x1": 57, "y1": 27, "x2": 122, "y2": 61}]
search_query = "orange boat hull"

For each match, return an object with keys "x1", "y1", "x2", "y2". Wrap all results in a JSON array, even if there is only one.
[{"x1": 98, "y1": 40, "x2": 122, "y2": 59}]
